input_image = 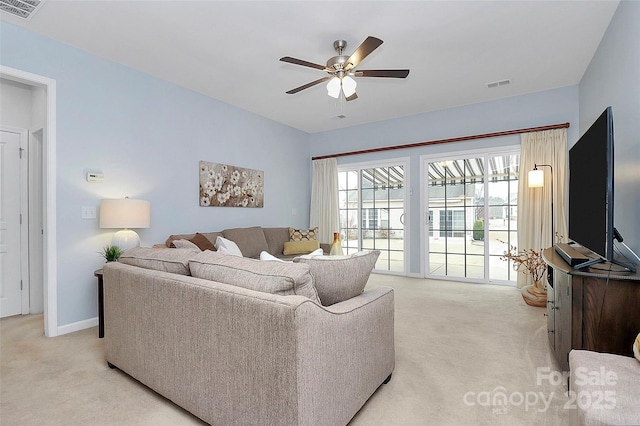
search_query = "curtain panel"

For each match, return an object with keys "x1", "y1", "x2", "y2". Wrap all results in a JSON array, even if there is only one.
[
  {"x1": 310, "y1": 158, "x2": 339, "y2": 244},
  {"x1": 517, "y1": 129, "x2": 568, "y2": 288}
]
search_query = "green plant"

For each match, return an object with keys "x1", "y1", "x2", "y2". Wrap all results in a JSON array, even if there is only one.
[
  {"x1": 473, "y1": 220, "x2": 484, "y2": 241},
  {"x1": 99, "y1": 245, "x2": 123, "y2": 262}
]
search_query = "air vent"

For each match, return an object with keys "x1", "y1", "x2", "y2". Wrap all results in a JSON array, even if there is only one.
[
  {"x1": 0, "y1": 0, "x2": 45, "y2": 20},
  {"x1": 486, "y1": 79, "x2": 511, "y2": 89}
]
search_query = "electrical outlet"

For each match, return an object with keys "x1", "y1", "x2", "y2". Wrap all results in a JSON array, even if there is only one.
[{"x1": 82, "y1": 206, "x2": 96, "y2": 219}]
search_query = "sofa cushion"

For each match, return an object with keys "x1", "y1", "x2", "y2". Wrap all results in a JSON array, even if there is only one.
[
  {"x1": 214, "y1": 237, "x2": 243, "y2": 257},
  {"x1": 222, "y1": 226, "x2": 269, "y2": 259},
  {"x1": 283, "y1": 240, "x2": 320, "y2": 256},
  {"x1": 289, "y1": 227, "x2": 318, "y2": 241},
  {"x1": 189, "y1": 251, "x2": 320, "y2": 303},
  {"x1": 120, "y1": 247, "x2": 197, "y2": 275},
  {"x1": 294, "y1": 250, "x2": 380, "y2": 306},
  {"x1": 262, "y1": 227, "x2": 291, "y2": 256}
]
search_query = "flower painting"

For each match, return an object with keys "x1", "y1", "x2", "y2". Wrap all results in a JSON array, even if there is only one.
[{"x1": 199, "y1": 161, "x2": 264, "y2": 208}]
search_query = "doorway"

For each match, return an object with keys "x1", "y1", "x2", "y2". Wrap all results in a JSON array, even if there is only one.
[
  {"x1": 422, "y1": 147, "x2": 520, "y2": 284},
  {"x1": 0, "y1": 65, "x2": 57, "y2": 336},
  {"x1": 338, "y1": 158, "x2": 409, "y2": 274}
]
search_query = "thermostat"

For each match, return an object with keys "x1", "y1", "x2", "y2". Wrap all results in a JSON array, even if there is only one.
[{"x1": 87, "y1": 172, "x2": 104, "y2": 182}]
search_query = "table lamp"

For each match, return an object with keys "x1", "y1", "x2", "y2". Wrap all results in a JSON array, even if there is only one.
[{"x1": 99, "y1": 198, "x2": 150, "y2": 251}]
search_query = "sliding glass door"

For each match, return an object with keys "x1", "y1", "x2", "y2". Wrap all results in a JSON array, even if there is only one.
[
  {"x1": 339, "y1": 160, "x2": 408, "y2": 273},
  {"x1": 424, "y1": 148, "x2": 519, "y2": 283}
]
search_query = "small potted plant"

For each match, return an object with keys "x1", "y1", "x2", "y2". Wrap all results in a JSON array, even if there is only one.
[
  {"x1": 500, "y1": 243, "x2": 547, "y2": 307},
  {"x1": 99, "y1": 245, "x2": 123, "y2": 263}
]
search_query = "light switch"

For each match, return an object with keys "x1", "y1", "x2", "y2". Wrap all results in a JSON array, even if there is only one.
[{"x1": 82, "y1": 206, "x2": 96, "y2": 219}]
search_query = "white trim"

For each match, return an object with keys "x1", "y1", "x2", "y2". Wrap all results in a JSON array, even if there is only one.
[
  {"x1": 57, "y1": 317, "x2": 98, "y2": 336},
  {"x1": 19, "y1": 128, "x2": 30, "y2": 314},
  {"x1": 0, "y1": 65, "x2": 57, "y2": 337}
]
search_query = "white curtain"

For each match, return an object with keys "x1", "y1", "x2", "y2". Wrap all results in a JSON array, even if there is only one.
[
  {"x1": 517, "y1": 129, "x2": 568, "y2": 288},
  {"x1": 310, "y1": 158, "x2": 339, "y2": 244}
]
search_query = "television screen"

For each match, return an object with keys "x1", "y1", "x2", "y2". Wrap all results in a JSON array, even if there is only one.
[{"x1": 568, "y1": 107, "x2": 614, "y2": 261}]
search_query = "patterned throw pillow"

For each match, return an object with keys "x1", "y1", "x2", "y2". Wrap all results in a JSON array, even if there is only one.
[
  {"x1": 289, "y1": 227, "x2": 318, "y2": 241},
  {"x1": 634, "y1": 332, "x2": 640, "y2": 363}
]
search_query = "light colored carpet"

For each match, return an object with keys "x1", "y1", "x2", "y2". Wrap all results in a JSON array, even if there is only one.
[{"x1": 1, "y1": 275, "x2": 569, "y2": 425}]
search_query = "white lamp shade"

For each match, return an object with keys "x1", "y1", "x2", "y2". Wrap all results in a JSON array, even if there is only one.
[
  {"x1": 528, "y1": 169, "x2": 544, "y2": 188},
  {"x1": 99, "y1": 198, "x2": 150, "y2": 229},
  {"x1": 327, "y1": 77, "x2": 341, "y2": 98},
  {"x1": 341, "y1": 76, "x2": 357, "y2": 97}
]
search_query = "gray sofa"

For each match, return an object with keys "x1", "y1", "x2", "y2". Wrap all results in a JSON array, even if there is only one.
[
  {"x1": 102, "y1": 249, "x2": 394, "y2": 426},
  {"x1": 163, "y1": 226, "x2": 330, "y2": 260}
]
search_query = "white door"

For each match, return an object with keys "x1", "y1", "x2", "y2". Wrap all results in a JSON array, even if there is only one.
[{"x1": 0, "y1": 129, "x2": 23, "y2": 317}]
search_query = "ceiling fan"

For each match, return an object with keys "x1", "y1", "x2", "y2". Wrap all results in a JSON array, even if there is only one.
[{"x1": 280, "y1": 36, "x2": 410, "y2": 101}]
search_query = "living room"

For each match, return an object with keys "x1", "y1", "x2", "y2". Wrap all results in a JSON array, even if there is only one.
[{"x1": 1, "y1": 1, "x2": 639, "y2": 425}]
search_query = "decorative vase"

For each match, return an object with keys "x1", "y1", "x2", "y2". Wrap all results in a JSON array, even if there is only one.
[
  {"x1": 329, "y1": 232, "x2": 344, "y2": 256},
  {"x1": 521, "y1": 282, "x2": 547, "y2": 307}
]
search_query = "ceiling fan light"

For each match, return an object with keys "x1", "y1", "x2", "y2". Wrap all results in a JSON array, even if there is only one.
[
  {"x1": 327, "y1": 77, "x2": 341, "y2": 98},
  {"x1": 341, "y1": 76, "x2": 357, "y2": 97}
]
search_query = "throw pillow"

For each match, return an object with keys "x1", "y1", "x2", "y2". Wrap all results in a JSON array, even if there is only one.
[
  {"x1": 289, "y1": 227, "x2": 318, "y2": 241},
  {"x1": 119, "y1": 247, "x2": 198, "y2": 275},
  {"x1": 259, "y1": 251, "x2": 286, "y2": 262},
  {"x1": 283, "y1": 240, "x2": 320, "y2": 256},
  {"x1": 215, "y1": 236, "x2": 243, "y2": 257},
  {"x1": 189, "y1": 233, "x2": 216, "y2": 251},
  {"x1": 171, "y1": 239, "x2": 201, "y2": 251},
  {"x1": 189, "y1": 251, "x2": 320, "y2": 303},
  {"x1": 634, "y1": 332, "x2": 640, "y2": 363},
  {"x1": 293, "y1": 250, "x2": 380, "y2": 306}
]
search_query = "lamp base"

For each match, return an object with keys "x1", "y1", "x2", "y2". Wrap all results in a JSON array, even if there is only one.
[{"x1": 111, "y1": 229, "x2": 140, "y2": 251}]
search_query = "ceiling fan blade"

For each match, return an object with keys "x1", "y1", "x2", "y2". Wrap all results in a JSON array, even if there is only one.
[
  {"x1": 344, "y1": 36, "x2": 383, "y2": 70},
  {"x1": 345, "y1": 93, "x2": 358, "y2": 102},
  {"x1": 355, "y1": 69, "x2": 410, "y2": 78},
  {"x1": 280, "y1": 56, "x2": 327, "y2": 71},
  {"x1": 285, "y1": 76, "x2": 333, "y2": 94}
]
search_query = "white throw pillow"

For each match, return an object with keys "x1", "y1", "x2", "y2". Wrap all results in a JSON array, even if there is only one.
[
  {"x1": 259, "y1": 251, "x2": 285, "y2": 262},
  {"x1": 215, "y1": 236, "x2": 243, "y2": 257}
]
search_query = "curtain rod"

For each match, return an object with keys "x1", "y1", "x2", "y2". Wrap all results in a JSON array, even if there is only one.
[{"x1": 311, "y1": 122, "x2": 570, "y2": 161}]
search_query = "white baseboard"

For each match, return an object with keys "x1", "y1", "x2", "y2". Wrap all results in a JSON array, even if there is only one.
[
  {"x1": 57, "y1": 317, "x2": 98, "y2": 336},
  {"x1": 406, "y1": 272, "x2": 424, "y2": 278}
]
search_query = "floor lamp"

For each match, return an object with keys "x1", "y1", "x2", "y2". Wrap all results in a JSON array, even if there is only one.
[{"x1": 528, "y1": 163, "x2": 553, "y2": 285}]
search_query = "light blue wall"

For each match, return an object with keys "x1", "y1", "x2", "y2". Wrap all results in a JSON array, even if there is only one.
[
  {"x1": 578, "y1": 0, "x2": 639, "y2": 258},
  {"x1": 1, "y1": 22, "x2": 311, "y2": 327},
  {"x1": 309, "y1": 86, "x2": 580, "y2": 275}
]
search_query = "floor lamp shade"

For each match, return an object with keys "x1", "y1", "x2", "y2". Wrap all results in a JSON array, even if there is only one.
[
  {"x1": 100, "y1": 198, "x2": 150, "y2": 251},
  {"x1": 528, "y1": 169, "x2": 544, "y2": 188}
]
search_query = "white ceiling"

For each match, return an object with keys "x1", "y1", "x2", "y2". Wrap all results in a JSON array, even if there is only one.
[{"x1": 1, "y1": 1, "x2": 619, "y2": 133}]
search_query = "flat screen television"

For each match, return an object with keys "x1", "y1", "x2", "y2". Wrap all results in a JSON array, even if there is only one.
[{"x1": 568, "y1": 106, "x2": 634, "y2": 271}]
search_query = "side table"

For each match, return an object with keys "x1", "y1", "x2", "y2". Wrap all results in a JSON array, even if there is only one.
[{"x1": 94, "y1": 269, "x2": 104, "y2": 338}]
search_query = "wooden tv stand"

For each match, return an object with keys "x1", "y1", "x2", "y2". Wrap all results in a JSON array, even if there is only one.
[{"x1": 542, "y1": 247, "x2": 640, "y2": 371}]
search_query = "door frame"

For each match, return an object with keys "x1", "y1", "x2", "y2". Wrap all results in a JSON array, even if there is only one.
[
  {"x1": 338, "y1": 156, "x2": 410, "y2": 275},
  {"x1": 420, "y1": 145, "x2": 520, "y2": 283},
  {"x1": 1, "y1": 65, "x2": 57, "y2": 336}
]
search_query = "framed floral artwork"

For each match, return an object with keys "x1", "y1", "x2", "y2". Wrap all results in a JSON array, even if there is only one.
[{"x1": 199, "y1": 161, "x2": 264, "y2": 208}]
